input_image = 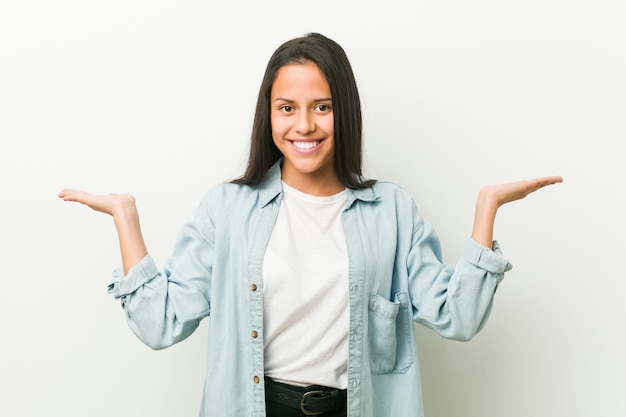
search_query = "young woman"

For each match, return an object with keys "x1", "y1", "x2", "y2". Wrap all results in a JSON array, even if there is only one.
[{"x1": 59, "y1": 33, "x2": 562, "y2": 417}]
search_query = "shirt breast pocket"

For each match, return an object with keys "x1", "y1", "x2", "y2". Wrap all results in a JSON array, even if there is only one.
[{"x1": 368, "y1": 292, "x2": 414, "y2": 375}]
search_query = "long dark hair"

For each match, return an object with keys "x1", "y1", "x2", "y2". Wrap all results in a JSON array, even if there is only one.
[{"x1": 232, "y1": 33, "x2": 375, "y2": 189}]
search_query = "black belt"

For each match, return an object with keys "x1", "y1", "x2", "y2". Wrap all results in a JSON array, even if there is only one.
[{"x1": 265, "y1": 377, "x2": 347, "y2": 416}]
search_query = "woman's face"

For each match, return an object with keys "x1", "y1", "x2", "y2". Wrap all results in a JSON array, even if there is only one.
[{"x1": 270, "y1": 61, "x2": 340, "y2": 195}]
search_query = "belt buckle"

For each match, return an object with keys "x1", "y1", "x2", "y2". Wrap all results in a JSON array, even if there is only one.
[{"x1": 300, "y1": 390, "x2": 324, "y2": 416}]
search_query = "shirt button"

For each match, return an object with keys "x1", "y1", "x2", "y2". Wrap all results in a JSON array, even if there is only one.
[
  {"x1": 254, "y1": 376, "x2": 260, "y2": 384},
  {"x1": 250, "y1": 283, "x2": 257, "y2": 291},
  {"x1": 251, "y1": 330, "x2": 258, "y2": 338}
]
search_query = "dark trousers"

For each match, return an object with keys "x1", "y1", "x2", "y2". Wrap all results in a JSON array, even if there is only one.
[{"x1": 265, "y1": 400, "x2": 347, "y2": 417}]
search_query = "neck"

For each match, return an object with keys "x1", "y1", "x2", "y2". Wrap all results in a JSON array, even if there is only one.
[{"x1": 281, "y1": 172, "x2": 344, "y2": 196}]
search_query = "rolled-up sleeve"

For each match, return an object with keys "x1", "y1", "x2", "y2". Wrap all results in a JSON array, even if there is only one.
[
  {"x1": 108, "y1": 255, "x2": 159, "y2": 298},
  {"x1": 462, "y1": 238, "x2": 512, "y2": 276}
]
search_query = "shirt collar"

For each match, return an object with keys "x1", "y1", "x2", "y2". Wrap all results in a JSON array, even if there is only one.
[
  {"x1": 345, "y1": 184, "x2": 380, "y2": 209},
  {"x1": 258, "y1": 160, "x2": 283, "y2": 208},
  {"x1": 257, "y1": 158, "x2": 381, "y2": 208}
]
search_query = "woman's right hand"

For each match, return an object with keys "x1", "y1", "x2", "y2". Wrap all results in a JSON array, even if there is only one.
[{"x1": 58, "y1": 189, "x2": 137, "y2": 218}]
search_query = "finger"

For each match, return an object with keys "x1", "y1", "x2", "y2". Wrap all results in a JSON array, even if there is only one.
[
  {"x1": 58, "y1": 188, "x2": 87, "y2": 195},
  {"x1": 58, "y1": 189, "x2": 94, "y2": 205},
  {"x1": 519, "y1": 176, "x2": 563, "y2": 199},
  {"x1": 58, "y1": 188, "x2": 75, "y2": 198},
  {"x1": 531, "y1": 176, "x2": 564, "y2": 189},
  {"x1": 535, "y1": 176, "x2": 563, "y2": 184}
]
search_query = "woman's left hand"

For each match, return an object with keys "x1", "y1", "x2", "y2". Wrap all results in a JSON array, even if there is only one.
[
  {"x1": 471, "y1": 175, "x2": 563, "y2": 247},
  {"x1": 479, "y1": 175, "x2": 564, "y2": 208}
]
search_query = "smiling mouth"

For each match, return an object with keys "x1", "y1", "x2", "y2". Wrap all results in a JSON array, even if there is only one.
[{"x1": 291, "y1": 140, "x2": 322, "y2": 151}]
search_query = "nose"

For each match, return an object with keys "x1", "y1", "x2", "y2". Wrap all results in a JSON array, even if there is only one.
[{"x1": 295, "y1": 111, "x2": 315, "y2": 134}]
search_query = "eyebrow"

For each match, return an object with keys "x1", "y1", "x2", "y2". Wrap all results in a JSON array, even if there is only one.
[{"x1": 273, "y1": 97, "x2": 332, "y2": 103}]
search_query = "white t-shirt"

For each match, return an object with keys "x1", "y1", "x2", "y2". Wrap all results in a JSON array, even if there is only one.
[{"x1": 262, "y1": 181, "x2": 349, "y2": 389}]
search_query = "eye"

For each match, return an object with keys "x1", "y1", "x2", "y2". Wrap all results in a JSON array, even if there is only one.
[
  {"x1": 315, "y1": 103, "x2": 332, "y2": 112},
  {"x1": 279, "y1": 105, "x2": 294, "y2": 113}
]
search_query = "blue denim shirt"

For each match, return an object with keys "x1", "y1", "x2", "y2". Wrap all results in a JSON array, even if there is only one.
[{"x1": 108, "y1": 161, "x2": 512, "y2": 417}]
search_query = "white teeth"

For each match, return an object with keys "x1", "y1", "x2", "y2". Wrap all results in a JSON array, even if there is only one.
[{"x1": 293, "y1": 141, "x2": 320, "y2": 150}]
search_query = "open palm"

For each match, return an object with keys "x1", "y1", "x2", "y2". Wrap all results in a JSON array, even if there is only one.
[
  {"x1": 480, "y1": 176, "x2": 563, "y2": 208},
  {"x1": 58, "y1": 189, "x2": 136, "y2": 217}
]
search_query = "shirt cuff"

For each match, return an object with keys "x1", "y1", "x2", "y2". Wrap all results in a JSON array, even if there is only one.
[
  {"x1": 107, "y1": 254, "x2": 159, "y2": 299},
  {"x1": 463, "y1": 238, "x2": 513, "y2": 274}
]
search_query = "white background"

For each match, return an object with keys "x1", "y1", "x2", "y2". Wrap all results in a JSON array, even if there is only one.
[{"x1": 1, "y1": 1, "x2": 624, "y2": 416}]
